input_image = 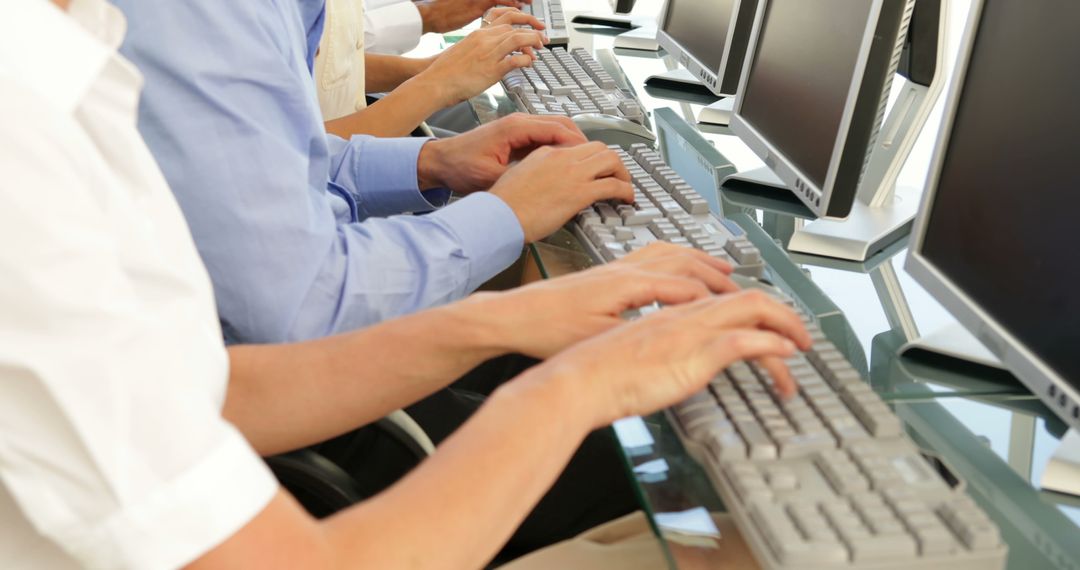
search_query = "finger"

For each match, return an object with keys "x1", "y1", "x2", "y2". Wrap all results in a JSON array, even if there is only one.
[
  {"x1": 492, "y1": 0, "x2": 522, "y2": 7},
  {"x1": 633, "y1": 256, "x2": 740, "y2": 295},
  {"x1": 610, "y1": 272, "x2": 714, "y2": 310},
  {"x1": 504, "y1": 114, "x2": 589, "y2": 149},
  {"x1": 576, "y1": 147, "x2": 630, "y2": 183},
  {"x1": 709, "y1": 330, "x2": 798, "y2": 383},
  {"x1": 703, "y1": 290, "x2": 812, "y2": 349},
  {"x1": 494, "y1": 29, "x2": 546, "y2": 57},
  {"x1": 757, "y1": 355, "x2": 798, "y2": 400},
  {"x1": 586, "y1": 177, "x2": 635, "y2": 204},
  {"x1": 494, "y1": 11, "x2": 545, "y2": 29},
  {"x1": 623, "y1": 242, "x2": 735, "y2": 275},
  {"x1": 498, "y1": 52, "x2": 536, "y2": 75}
]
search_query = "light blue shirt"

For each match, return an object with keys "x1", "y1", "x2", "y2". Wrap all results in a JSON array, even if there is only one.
[{"x1": 113, "y1": 0, "x2": 524, "y2": 343}]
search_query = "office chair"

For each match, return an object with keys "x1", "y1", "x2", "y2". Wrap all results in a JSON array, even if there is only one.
[{"x1": 266, "y1": 416, "x2": 431, "y2": 518}]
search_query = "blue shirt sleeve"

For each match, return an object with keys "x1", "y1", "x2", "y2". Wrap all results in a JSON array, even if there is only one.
[{"x1": 114, "y1": 0, "x2": 524, "y2": 343}]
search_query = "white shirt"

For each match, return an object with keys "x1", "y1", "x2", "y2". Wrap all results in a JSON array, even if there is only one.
[
  {"x1": 0, "y1": 2, "x2": 278, "y2": 569},
  {"x1": 366, "y1": 0, "x2": 424, "y2": 55}
]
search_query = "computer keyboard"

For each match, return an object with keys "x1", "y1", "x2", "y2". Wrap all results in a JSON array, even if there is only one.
[
  {"x1": 521, "y1": 0, "x2": 569, "y2": 47},
  {"x1": 667, "y1": 283, "x2": 1008, "y2": 569},
  {"x1": 501, "y1": 47, "x2": 646, "y2": 124},
  {"x1": 573, "y1": 143, "x2": 764, "y2": 277}
]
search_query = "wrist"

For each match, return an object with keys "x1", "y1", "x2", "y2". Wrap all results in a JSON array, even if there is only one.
[
  {"x1": 416, "y1": 2, "x2": 439, "y2": 34},
  {"x1": 416, "y1": 138, "x2": 447, "y2": 190},
  {"x1": 494, "y1": 359, "x2": 600, "y2": 436},
  {"x1": 439, "y1": 292, "x2": 517, "y2": 360}
]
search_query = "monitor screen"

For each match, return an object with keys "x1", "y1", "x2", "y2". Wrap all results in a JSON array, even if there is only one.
[
  {"x1": 739, "y1": 0, "x2": 874, "y2": 188},
  {"x1": 661, "y1": 0, "x2": 738, "y2": 73},
  {"x1": 921, "y1": 0, "x2": 1080, "y2": 388}
]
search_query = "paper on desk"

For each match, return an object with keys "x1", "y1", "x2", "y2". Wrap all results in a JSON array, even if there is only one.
[
  {"x1": 613, "y1": 416, "x2": 655, "y2": 456},
  {"x1": 655, "y1": 507, "x2": 722, "y2": 548}
]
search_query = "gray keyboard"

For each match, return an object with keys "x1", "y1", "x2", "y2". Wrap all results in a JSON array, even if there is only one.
[
  {"x1": 667, "y1": 283, "x2": 1008, "y2": 569},
  {"x1": 501, "y1": 47, "x2": 646, "y2": 124},
  {"x1": 573, "y1": 143, "x2": 765, "y2": 277},
  {"x1": 521, "y1": 0, "x2": 569, "y2": 47}
]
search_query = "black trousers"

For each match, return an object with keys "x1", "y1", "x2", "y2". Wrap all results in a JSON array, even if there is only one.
[{"x1": 317, "y1": 354, "x2": 639, "y2": 561}]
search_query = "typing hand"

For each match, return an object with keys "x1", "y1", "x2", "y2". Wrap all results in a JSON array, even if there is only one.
[
  {"x1": 491, "y1": 138, "x2": 634, "y2": 242},
  {"x1": 417, "y1": 113, "x2": 588, "y2": 195},
  {"x1": 536, "y1": 290, "x2": 812, "y2": 429},
  {"x1": 420, "y1": 25, "x2": 546, "y2": 106},
  {"x1": 417, "y1": 0, "x2": 528, "y2": 34},
  {"x1": 482, "y1": 7, "x2": 545, "y2": 29},
  {"x1": 469, "y1": 243, "x2": 739, "y2": 358}
]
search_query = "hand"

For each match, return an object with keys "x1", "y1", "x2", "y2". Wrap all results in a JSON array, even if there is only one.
[
  {"x1": 471, "y1": 243, "x2": 739, "y2": 358},
  {"x1": 490, "y1": 140, "x2": 634, "y2": 242},
  {"x1": 417, "y1": 0, "x2": 529, "y2": 34},
  {"x1": 537, "y1": 290, "x2": 813, "y2": 428},
  {"x1": 483, "y1": 7, "x2": 545, "y2": 30},
  {"x1": 417, "y1": 113, "x2": 587, "y2": 193},
  {"x1": 419, "y1": 25, "x2": 546, "y2": 107}
]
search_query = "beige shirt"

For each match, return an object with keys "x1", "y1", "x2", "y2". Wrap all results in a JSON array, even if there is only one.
[{"x1": 316, "y1": 0, "x2": 369, "y2": 120}]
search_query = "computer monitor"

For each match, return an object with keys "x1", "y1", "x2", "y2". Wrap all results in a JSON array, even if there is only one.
[
  {"x1": 609, "y1": 0, "x2": 636, "y2": 14},
  {"x1": 730, "y1": 0, "x2": 910, "y2": 220},
  {"x1": 655, "y1": 0, "x2": 759, "y2": 97},
  {"x1": 907, "y1": 0, "x2": 1080, "y2": 433}
]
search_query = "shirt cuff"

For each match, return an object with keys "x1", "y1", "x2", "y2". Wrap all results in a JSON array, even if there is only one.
[
  {"x1": 59, "y1": 425, "x2": 278, "y2": 569},
  {"x1": 428, "y1": 193, "x2": 526, "y2": 292},
  {"x1": 348, "y1": 136, "x2": 450, "y2": 217},
  {"x1": 364, "y1": 1, "x2": 423, "y2": 55}
]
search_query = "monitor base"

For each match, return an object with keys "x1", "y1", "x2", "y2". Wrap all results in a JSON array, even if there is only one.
[
  {"x1": 900, "y1": 322, "x2": 1005, "y2": 370},
  {"x1": 723, "y1": 165, "x2": 787, "y2": 191},
  {"x1": 1042, "y1": 430, "x2": 1080, "y2": 498},
  {"x1": 644, "y1": 68, "x2": 703, "y2": 88},
  {"x1": 698, "y1": 98, "x2": 735, "y2": 126},
  {"x1": 612, "y1": 26, "x2": 660, "y2": 51},
  {"x1": 786, "y1": 184, "x2": 920, "y2": 261},
  {"x1": 570, "y1": 13, "x2": 655, "y2": 29}
]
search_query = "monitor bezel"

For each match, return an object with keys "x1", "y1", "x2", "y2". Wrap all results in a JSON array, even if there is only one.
[
  {"x1": 655, "y1": 0, "x2": 746, "y2": 97},
  {"x1": 905, "y1": 0, "x2": 1080, "y2": 431},
  {"x1": 729, "y1": 0, "x2": 885, "y2": 218}
]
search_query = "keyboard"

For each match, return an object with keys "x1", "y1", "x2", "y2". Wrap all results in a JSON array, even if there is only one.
[
  {"x1": 667, "y1": 283, "x2": 1008, "y2": 569},
  {"x1": 522, "y1": 0, "x2": 569, "y2": 47},
  {"x1": 573, "y1": 143, "x2": 764, "y2": 276},
  {"x1": 501, "y1": 47, "x2": 646, "y2": 124},
  {"x1": 572, "y1": 145, "x2": 1007, "y2": 569}
]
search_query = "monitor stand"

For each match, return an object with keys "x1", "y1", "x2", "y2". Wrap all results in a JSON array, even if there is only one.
[
  {"x1": 900, "y1": 322, "x2": 1005, "y2": 370},
  {"x1": 1042, "y1": 429, "x2": 1080, "y2": 497},
  {"x1": 727, "y1": 0, "x2": 950, "y2": 261},
  {"x1": 643, "y1": 69, "x2": 735, "y2": 125},
  {"x1": 570, "y1": 13, "x2": 660, "y2": 51}
]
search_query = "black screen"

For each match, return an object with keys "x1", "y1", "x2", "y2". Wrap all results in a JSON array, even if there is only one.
[
  {"x1": 739, "y1": 0, "x2": 873, "y2": 187},
  {"x1": 662, "y1": 0, "x2": 738, "y2": 73},
  {"x1": 922, "y1": 0, "x2": 1080, "y2": 388}
]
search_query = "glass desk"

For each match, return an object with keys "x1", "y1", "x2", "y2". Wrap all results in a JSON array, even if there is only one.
[{"x1": 461, "y1": 0, "x2": 1080, "y2": 567}]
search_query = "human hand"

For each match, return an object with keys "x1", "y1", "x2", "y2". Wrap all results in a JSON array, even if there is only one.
[
  {"x1": 417, "y1": 0, "x2": 529, "y2": 34},
  {"x1": 488, "y1": 139, "x2": 634, "y2": 242},
  {"x1": 482, "y1": 7, "x2": 545, "y2": 29},
  {"x1": 535, "y1": 290, "x2": 812, "y2": 428},
  {"x1": 417, "y1": 113, "x2": 587, "y2": 194},
  {"x1": 470, "y1": 243, "x2": 739, "y2": 358},
  {"x1": 419, "y1": 25, "x2": 545, "y2": 107}
]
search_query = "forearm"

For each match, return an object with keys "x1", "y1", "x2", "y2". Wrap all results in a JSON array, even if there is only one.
[
  {"x1": 322, "y1": 365, "x2": 595, "y2": 569},
  {"x1": 325, "y1": 74, "x2": 448, "y2": 138},
  {"x1": 224, "y1": 298, "x2": 507, "y2": 455},
  {"x1": 366, "y1": 53, "x2": 432, "y2": 93}
]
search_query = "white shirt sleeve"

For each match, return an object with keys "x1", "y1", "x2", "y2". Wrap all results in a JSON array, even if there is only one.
[
  {"x1": 0, "y1": 91, "x2": 278, "y2": 570},
  {"x1": 364, "y1": 0, "x2": 423, "y2": 55}
]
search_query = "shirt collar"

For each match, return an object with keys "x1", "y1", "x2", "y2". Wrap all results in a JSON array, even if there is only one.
[{"x1": 0, "y1": 0, "x2": 126, "y2": 114}]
